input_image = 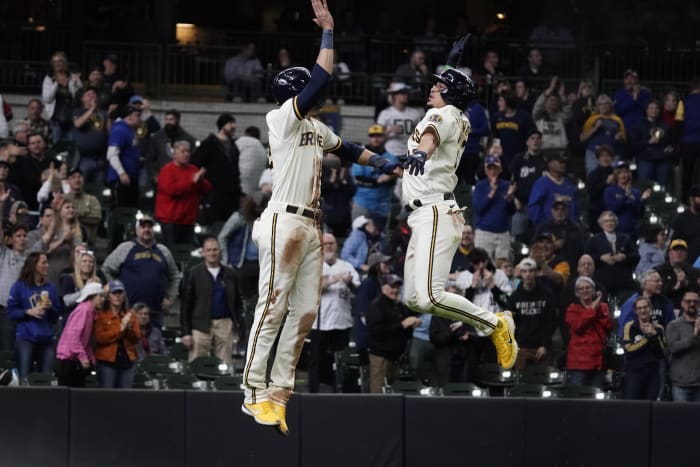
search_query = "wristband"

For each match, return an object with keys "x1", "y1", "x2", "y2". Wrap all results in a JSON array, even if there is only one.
[
  {"x1": 321, "y1": 29, "x2": 334, "y2": 50},
  {"x1": 368, "y1": 153, "x2": 387, "y2": 169}
]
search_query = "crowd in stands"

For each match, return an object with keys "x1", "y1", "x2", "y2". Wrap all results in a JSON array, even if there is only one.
[{"x1": 1, "y1": 44, "x2": 700, "y2": 403}]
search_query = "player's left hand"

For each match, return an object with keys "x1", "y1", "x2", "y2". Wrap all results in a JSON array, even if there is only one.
[{"x1": 404, "y1": 151, "x2": 427, "y2": 176}]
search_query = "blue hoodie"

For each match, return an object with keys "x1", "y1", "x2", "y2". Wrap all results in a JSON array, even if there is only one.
[{"x1": 7, "y1": 280, "x2": 61, "y2": 344}]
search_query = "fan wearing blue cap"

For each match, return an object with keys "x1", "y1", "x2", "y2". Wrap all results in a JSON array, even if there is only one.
[{"x1": 472, "y1": 155, "x2": 517, "y2": 261}]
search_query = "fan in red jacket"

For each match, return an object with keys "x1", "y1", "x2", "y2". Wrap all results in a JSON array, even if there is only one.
[
  {"x1": 155, "y1": 140, "x2": 212, "y2": 245},
  {"x1": 565, "y1": 276, "x2": 614, "y2": 389}
]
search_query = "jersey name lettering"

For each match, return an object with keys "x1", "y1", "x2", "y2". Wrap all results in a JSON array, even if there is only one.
[{"x1": 299, "y1": 131, "x2": 323, "y2": 147}]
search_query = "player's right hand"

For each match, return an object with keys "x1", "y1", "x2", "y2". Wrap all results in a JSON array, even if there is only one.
[
  {"x1": 404, "y1": 151, "x2": 427, "y2": 176},
  {"x1": 446, "y1": 35, "x2": 469, "y2": 67}
]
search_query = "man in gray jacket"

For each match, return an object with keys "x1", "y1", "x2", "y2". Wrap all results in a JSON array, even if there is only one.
[
  {"x1": 181, "y1": 235, "x2": 239, "y2": 365},
  {"x1": 666, "y1": 290, "x2": 700, "y2": 401}
]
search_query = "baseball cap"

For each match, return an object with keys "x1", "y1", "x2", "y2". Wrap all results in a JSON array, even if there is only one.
[
  {"x1": 368, "y1": 124, "x2": 385, "y2": 136},
  {"x1": 669, "y1": 239, "x2": 688, "y2": 250},
  {"x1": 386, "y1": 82, "x2": 411, "y2": 94},
  {"x1": 76, "y1": 282, "x2": 105, "y2": 303},
  {"x1": 518, "y1": 258, "x2": 537, "y2": 270},
  {"x1": 367, "y1": 252, "x2": 391, "y2": 269},
  {"x1": 352, "y1": 215, "x2": 369, "y2": 231},
  {"x1": 138, "y1": 214, "x2": 155, "y2": 226},
  {"x1": 67, "y1": 167, "x2": 83, "y2": 177},
  {"x1": 689, "y1": 185, "x2": 700, "y2": 198},
  {"x1": 544, "y1": 150, "x2": 568, "y2": 163},
  {"x1": 128, "y1": 95, "x2": 144, "y2": 105},
  {"x1": 485, "y1": 155, "x2": 501, "y2": 167},
  {"x1": 623, "y1": 68, "x2": 639, "y2": 78},
  {"x1": 536, "y1": 232, "x2": 556, "y2": 243},
  {"x1": 106, "y1": 280, "x2": 126, "y2": 294},
  {"x1": 121, "y1": 104, "x2": 141, "y2": 119},
  {"x1": 552, "y1": 195, "x2": 570, "y2": 207},
  {"x1": 613, "y1": 160, "x2": 630, "y2": 169},
  {"x1": 382, "y1": 274, "x2": 403, "y2": 286}
]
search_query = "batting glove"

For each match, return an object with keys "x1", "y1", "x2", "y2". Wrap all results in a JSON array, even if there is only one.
[
  {"x1": 446, "y1": 35, "x2": 469, "y2": 68},
  {"x1": 404, "y1": 151, "x2": 427, "y2": 176},
  {"x1": 369, "y1": 154, "x2": 401, "y2": 175}
]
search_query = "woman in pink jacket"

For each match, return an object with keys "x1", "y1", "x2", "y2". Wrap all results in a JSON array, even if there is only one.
[{"x1": 55, "y1": 282, "x2": 105, "y2": 387}]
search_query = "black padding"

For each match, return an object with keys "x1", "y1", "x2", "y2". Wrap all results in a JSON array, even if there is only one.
[
  {"x1": 186, "y1": 391, "x2": 300, "y2": 467},
  {"x1": 70, "y1": 389, "x2": 186, "y2": 467},
  {"x1": 405, "y1": 396, "x2": 526, "y2": 467},
  {"x1": 300, "y1": 394, "x2": 403, "y2": 467},
  {"x1": 0, "y1": 387, "x2": 69, "y2": 467},
  {"x1": 651, "y1": 401, "x2": 700, "y2": 467},
  {"x1": 524, "y1": 399, "x2": 650, "y2": 467}
]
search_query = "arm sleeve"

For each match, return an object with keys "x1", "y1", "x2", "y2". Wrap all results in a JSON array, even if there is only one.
[
  {"x1": 666, "y1": 322, "x2": 700, "y2": 356},
  {"x1": 294, "y1": 65, "x2": 332, "y2": 118},
  {"x1": 6, "y1": 283, "x2": 28, "y2": 321},
  {"x1": 217, "y1": 213, "x2": 243, "y2": 265},
  {"x1": 527, "y1": 179, "x2": 546, "y2": 225},
  {"x1": 101, "y1": 242, "x2": 132, "y2": 281},
  {"x1": 180, "y1": 269, "x2": 196, "y2": 335},
  {"x1": 106, "y1": 145, "x2": 125, "y2": 176},
  {"x1": 65, "y1": 308, "x2": 90, "y2": 361},
  {"x1": 41, "y1": 75, "x2": 57, "y2": 105}
]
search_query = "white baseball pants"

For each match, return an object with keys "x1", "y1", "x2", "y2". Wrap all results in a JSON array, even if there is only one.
[
  {"x1": 404, "y1": 201, "x2": 498, "y2": 334},
  {"x1": 243, "y1": 208, "x2": 322, "y2": 404}
]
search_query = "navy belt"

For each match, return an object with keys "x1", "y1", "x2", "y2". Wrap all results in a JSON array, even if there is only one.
[
  {"x1": 405, "y1": 193, "x2": 455, "y2": 212},
  {"x1": 286, "y1": 204, "x2": 321, "y2": 221}
]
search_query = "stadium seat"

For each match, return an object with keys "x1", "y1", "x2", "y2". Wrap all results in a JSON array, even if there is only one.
[
  {"x1": 518, "y1": 364, "x2": 565, "y2": 387},
  {"x1": 389, "y1": 380, "x2": 425, "y2": 395},
  {"x1": 212, "y1": 375, "x2": 243, "y2": 391},
  {"x1": 557, "y1": 384, "x2": 606, "y2": 400},
  {"x1": 164, "y1": 373, "x2": 203, "y2": 390},
  {"x1": 506, "y1": 383, "x2": 554, "y2": 398},
  {"x1": 139, "y1": 355, "x2": 181, "y2": 377},
  {"x1": 26, "y1": 372, "x2": 56, "y2": 386},
  {"x1": 475, "y1": 362, "x2": 516, "y2": 389},
  {"x1": 442, "y1": 382, "x2": 489, "y2": 397},
  {"x1": 187, "y1": 356, "x2": 229, "y2": 380}
]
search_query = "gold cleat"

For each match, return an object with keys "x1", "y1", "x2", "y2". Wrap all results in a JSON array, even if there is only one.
[
  {"x1": 490, "y1": 311, "x2": 519, "y2": 370},
  {"x1": 270, "y1": 402, "x2": 289, "y2": 436},
  {"x1": 241, "y1": 401, "x2": 281, "y2": 426}
]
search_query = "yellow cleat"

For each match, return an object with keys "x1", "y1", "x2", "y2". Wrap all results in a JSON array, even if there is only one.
[
  {"x1": 490, "y1": 311, "x2": 518, "y2": 370},
  {"x1": 270, "y1": 402, "x2": 289, "y2": 436},
  {"x1": 241, "y1": 401, "x2": 280, "y2": 426}
]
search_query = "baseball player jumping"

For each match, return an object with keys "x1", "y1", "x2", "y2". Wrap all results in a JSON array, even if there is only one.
[
  {"x1": 401, "y1": 39, "x2": 519, "y2": 370},
  {"x1": 241, "y1": 0, "x2": 405, "y2": 436}
]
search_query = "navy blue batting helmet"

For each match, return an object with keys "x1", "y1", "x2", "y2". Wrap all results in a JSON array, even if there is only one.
[
  {"x1": 271, "y1": 67, "x2": 311, "y2": 105},
  {"x1": 432, "y1": 68, "x2": 476, "y2": 111}
]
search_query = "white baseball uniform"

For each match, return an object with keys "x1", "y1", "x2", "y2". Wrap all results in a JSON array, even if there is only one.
[
  {"x1": 402, "y1": 104, "x2": 499, "y2": 334},
  {"x1": 243, "y1": 96, "x2": 342, "y2": 405}
]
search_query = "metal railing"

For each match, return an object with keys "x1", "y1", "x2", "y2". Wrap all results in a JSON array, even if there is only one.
[{"x1": 1, "y1": 35, "x2": 698, "y2": 104}]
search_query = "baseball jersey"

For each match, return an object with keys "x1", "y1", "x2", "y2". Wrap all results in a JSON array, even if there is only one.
[
  {"x1": 266, "y1": 97, "x2": 342, "y2": 209},
  {"x1": 401, "y1": 105, "x2": 470, "y2": 204},
  {"x1": 377, "y1": 106, "x2": 424, "y2": 156}
]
